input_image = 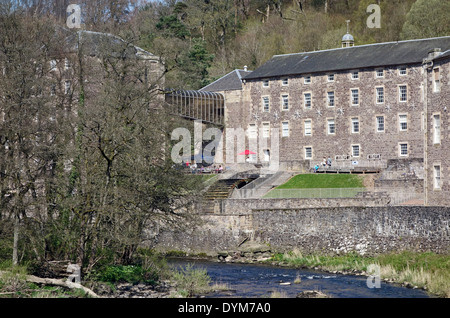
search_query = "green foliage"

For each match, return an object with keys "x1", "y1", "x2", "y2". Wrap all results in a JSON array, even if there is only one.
[
  {"x1": 171, "y1": 263, "x2": 212, "y2": 297},
  {"x1": 92, "y1": 265, "x2": 158, "y2": 284},
  {"x1": 401, "y1": 0, "x2": 450, "y2": 39},
  {"x1": 156, "y1": 15, "x2": 191, "y2": 39}
]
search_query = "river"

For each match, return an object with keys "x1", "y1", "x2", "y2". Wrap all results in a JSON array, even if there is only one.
[{"x1": 169, "y1": 259, "x2": 431, "y2": 298}]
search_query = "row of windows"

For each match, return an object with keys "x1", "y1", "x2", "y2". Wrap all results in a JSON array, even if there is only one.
[
  {"x1": 261, "y1": 67, "x2": 410, "y2": 88},
  {"x1": 261, "y1": 85, "x2": 408, "y2": 112},
  {"x1": 301, "y1": 143, "x2": 410, "y2": 160},
  {"x1": 249, "y1": 114, "x2": 412, "y2": 138}
]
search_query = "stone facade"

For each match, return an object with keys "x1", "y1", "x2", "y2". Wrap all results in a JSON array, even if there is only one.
[
  {"x1": 237, "y1": 63, "x2": 427, "y2": 170},
  {"x1": 424, "y1": 53, "x2": 450, "y2": 206},
  {"x1": 154, "y1": 203, "x2": 450, "y2": 256}
]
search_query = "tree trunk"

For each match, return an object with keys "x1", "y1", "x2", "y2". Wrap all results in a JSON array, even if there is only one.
[{"x1": 12, "y1": 210, "x2": 19, "y2": 265}]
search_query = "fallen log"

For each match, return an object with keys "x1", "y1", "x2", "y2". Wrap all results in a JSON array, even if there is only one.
[{"x1": 0, "y1": 271, "x2": 99, "y2": 298}]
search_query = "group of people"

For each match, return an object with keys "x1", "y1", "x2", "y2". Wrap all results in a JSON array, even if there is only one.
[
  {"x1": 313, "y1": 156, "x2": 332, "y2": 172},
  {"x1": 185, "y1": 161, "x2": 224, "y2": 174}
]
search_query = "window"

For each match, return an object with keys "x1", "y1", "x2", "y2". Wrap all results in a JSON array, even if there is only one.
[
  {"x1": 281, "y1": 94, "x2": 289, "y2": 111},
  {"x1": 327, "y1": 119, "x2": 335, "y2": 135},
  {"x1": 328, "y1": 74, "x2": 335, "y2": 82},
  {"x1": 50, "y1": 84, "x2": 56, "y2": 96},
  {"x1": 399, "y1": 143, "x2": 408, "y2": 156},
  {"x1": 262, "y1": 122, "x2": 270, "y2": 138},
  {"x1": 352, "y1": 145, "x2": 360, "y2": 157},
  {"x1": 351, "y1": 117, "x2": 359, "y2": 133},
  {"x1": 282, "y1": 121, "x2": 289, "y2": 137},
  {"x1": 376, "y1": 69, "x2": 384, "y2": 78},
  {"x1": 376, "y1": 116, "x2": 385, "y2": 132},
  {"x1": 304, "y1": 120, "x2": 312, "y2": 136},
  {"x1": 327, "y1": 91, "x2": 335, "y2": 107},
  {"x1": 351, "y1": 71, "x2": 359, "y2": 80},
  {"x1": 376, "y1": 87, "x2": 384, "y2": 104},
  {"x1": 64, "y1": 80, "x2": 71, "y2": 94},
  {"x1": 262, "y1": 96, "x2": 270, "y2": 112},
  {"x1": 433, "y1": 114, "x2": 441, "y2": 144},
  {"x1": 399, "y1": 67, "x2": 407, "y2": 75},
  {"x1": 304, "y1": 93, "x2": 312, "y2": 109},
  {"x1": 64, "y1": 58, "x2": 70, "y2": 70},
  {"x1": 248, "y1": 124, "x2": 257, "y2": 139},
  {"x1": 50, "y1": 60, "x2": 57, "y2": 71},
  {"x1": 434, "y1": 165, "x2": 441, "y2": 189},
  {"x1": 263, "y1": 80, "x2": 269, "y2": 87},
  {"x1": 399, "y1": 85, "x2": 407, "y2": 102},
  {"x1": 433, "y1": 68, "x2": 440, "y2": 92},
  {"x1": 399, "y1": 114, "x2": 407, "y2": 131},
  {"x1": 304, "y1": 76, "x2": 311, "y2": 84},
  {"x1": 351, "y1": 89, "x2": 359, "y2": 105},
  {"x1": 282, "y1": 78, "x2": 289, "y2": 86},
  {"x1": 304, "y1": 147, "x2": 313, "y2": 159}
]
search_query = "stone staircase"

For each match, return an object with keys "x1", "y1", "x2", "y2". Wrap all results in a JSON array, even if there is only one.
[{"x1": 201, "y1": 178, "x2": 252, "y2": 213}]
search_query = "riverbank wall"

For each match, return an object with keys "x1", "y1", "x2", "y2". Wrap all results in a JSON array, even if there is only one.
[{"x1": 154, "y1": 198, "x2": 450, "y2": 256}]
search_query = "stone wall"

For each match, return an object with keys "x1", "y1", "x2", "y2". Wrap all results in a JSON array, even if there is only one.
[{"x1": 154, "y1": 199, "x2": 450, "y2": 256}]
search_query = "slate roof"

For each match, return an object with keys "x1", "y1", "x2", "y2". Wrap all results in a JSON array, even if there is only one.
[
  {"x1": 243, "y1": 36, "x2": 450, "y2": 81},
  {"x1": 200, "y1": 69, "x2": 252, "y2": 92}
]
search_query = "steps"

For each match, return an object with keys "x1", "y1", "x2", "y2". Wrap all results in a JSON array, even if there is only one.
[{"x1": 201, "y1": 179, "x2": 252, "y2": 213}]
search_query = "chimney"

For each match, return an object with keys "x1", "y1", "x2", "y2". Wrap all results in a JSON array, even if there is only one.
[
  {"x1": 244, "y1": 65, "x2": 248, "y2": 72},
  {"x1": 428, "y1": 48, "x2": 442, "y2": 60}
]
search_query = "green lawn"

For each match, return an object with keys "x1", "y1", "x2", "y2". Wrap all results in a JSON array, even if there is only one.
[
  {"x1": 263, "y1": 174, "x2": 366, "y2": 198},
  {"x1": 276, "y1": 174, "x2": 365, "y2": 189}
]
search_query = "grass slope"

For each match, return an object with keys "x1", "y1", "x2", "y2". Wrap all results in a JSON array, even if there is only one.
[{"x1": 277, "y1": 174, "x2": 365, "y2": 189}]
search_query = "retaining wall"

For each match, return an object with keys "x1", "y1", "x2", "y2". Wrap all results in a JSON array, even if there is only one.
[{"x1": 154, "y1": 199, "x2": 450, "y2": 256}]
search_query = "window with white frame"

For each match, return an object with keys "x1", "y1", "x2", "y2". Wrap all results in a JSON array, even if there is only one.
[
  {"x1": 399, "y1": 143, "x2": 408, "y2": 156},
  {"x1": 399, "y1": 85, "x2": 407, "y2": 102},
  {"x1": 399, "y1": 67, "x2": 407, "y2": 75},
  {"x1": 351, "y1": 117, "x2": 359, "y2": 133},
  {"x1": 50, "y1": 60, "x2": 57, "y2": 71},
  {"x1": 376, "y1": 116, "x2": 385, "y2": 132},
  {"x1": 399, "y1": 114, "x2": 407, "y2": 131},
  {"x1": 327, "y1": 118, "x2": 335, "y2": 134},
  {"x1": 282, "y1": 121, "x2": 289, "y2": 137},
  {"x1": 248, "y1": 124, "x2": 257, "y2": 139},
  {"x1": 352, "y1": 145, "x2": 360, "y2": 157},
  {"x1": 304, "y1": 75, "x2": 311, "y2": 84},
  {"x1": 304, "y1": 146, "x2": 313, "y2": 159},
  {"x1": 304, "y1": 119, "x2": 312, "y2": 136},
  {"x1": 376, "y1": 87, "x2": 384, "y2": 103},
  {"x1": 433, "y1": 114, "x2": 441, "y2": 144},
  {"x1": 262, "y1": 96, "x2": 270, "y2": 112},
  {"x1": 64, "y1": 80, "x2": 71, "y2": 94},
  {"x1": 328, "y1": 74, "x2": 335, "y2": 82},
  {"x1": 376, "y1": 69, "x2": 384, "y2": 78},
  {"x1": 64, "y1": 58, "x2": 70, "y2": 70},
  {"x1": 282, "y1": 78, "x2": 288, "y2": 86},
  {"x1": 351, "y1": 71, "x2": 359, "y2": 80},
  {"x1": 433, "y1": 68, "x2": 440, "y2": 92},
  {"x1": 304, "y1": 93, "x2": 312, "y2": 109},
  {"x1": 327, "y1": 91, "x2": 335, "y2": 107},
  {"x1": 434, "y1": 165, "x2": 441, "y2": 189},
  {"x1": 281, "y1": 94, "x2": 289, "y2": 111},
  {"x1": 263, "y1": 80, "x2": 269, "y2": 87},
  {"x1": 351, "y1": 89, "x2": 359, "y2": 105},
  {"x1": 262, "y1": 122, "x2": 270, "y2": 138}
]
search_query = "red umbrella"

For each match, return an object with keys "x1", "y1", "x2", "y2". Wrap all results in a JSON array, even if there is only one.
[{"x1": 238, "y1": 150, "x2": 257, "y2": 155}]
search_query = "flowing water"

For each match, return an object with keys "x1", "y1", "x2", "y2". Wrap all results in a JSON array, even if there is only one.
[{"x1": 169, "y1": 259, "x2": 431, "y2": 298}]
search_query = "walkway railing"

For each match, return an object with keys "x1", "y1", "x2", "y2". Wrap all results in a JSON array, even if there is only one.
[{"x1": 262, "y1": 187, "x2": 423, "y2": 205}]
